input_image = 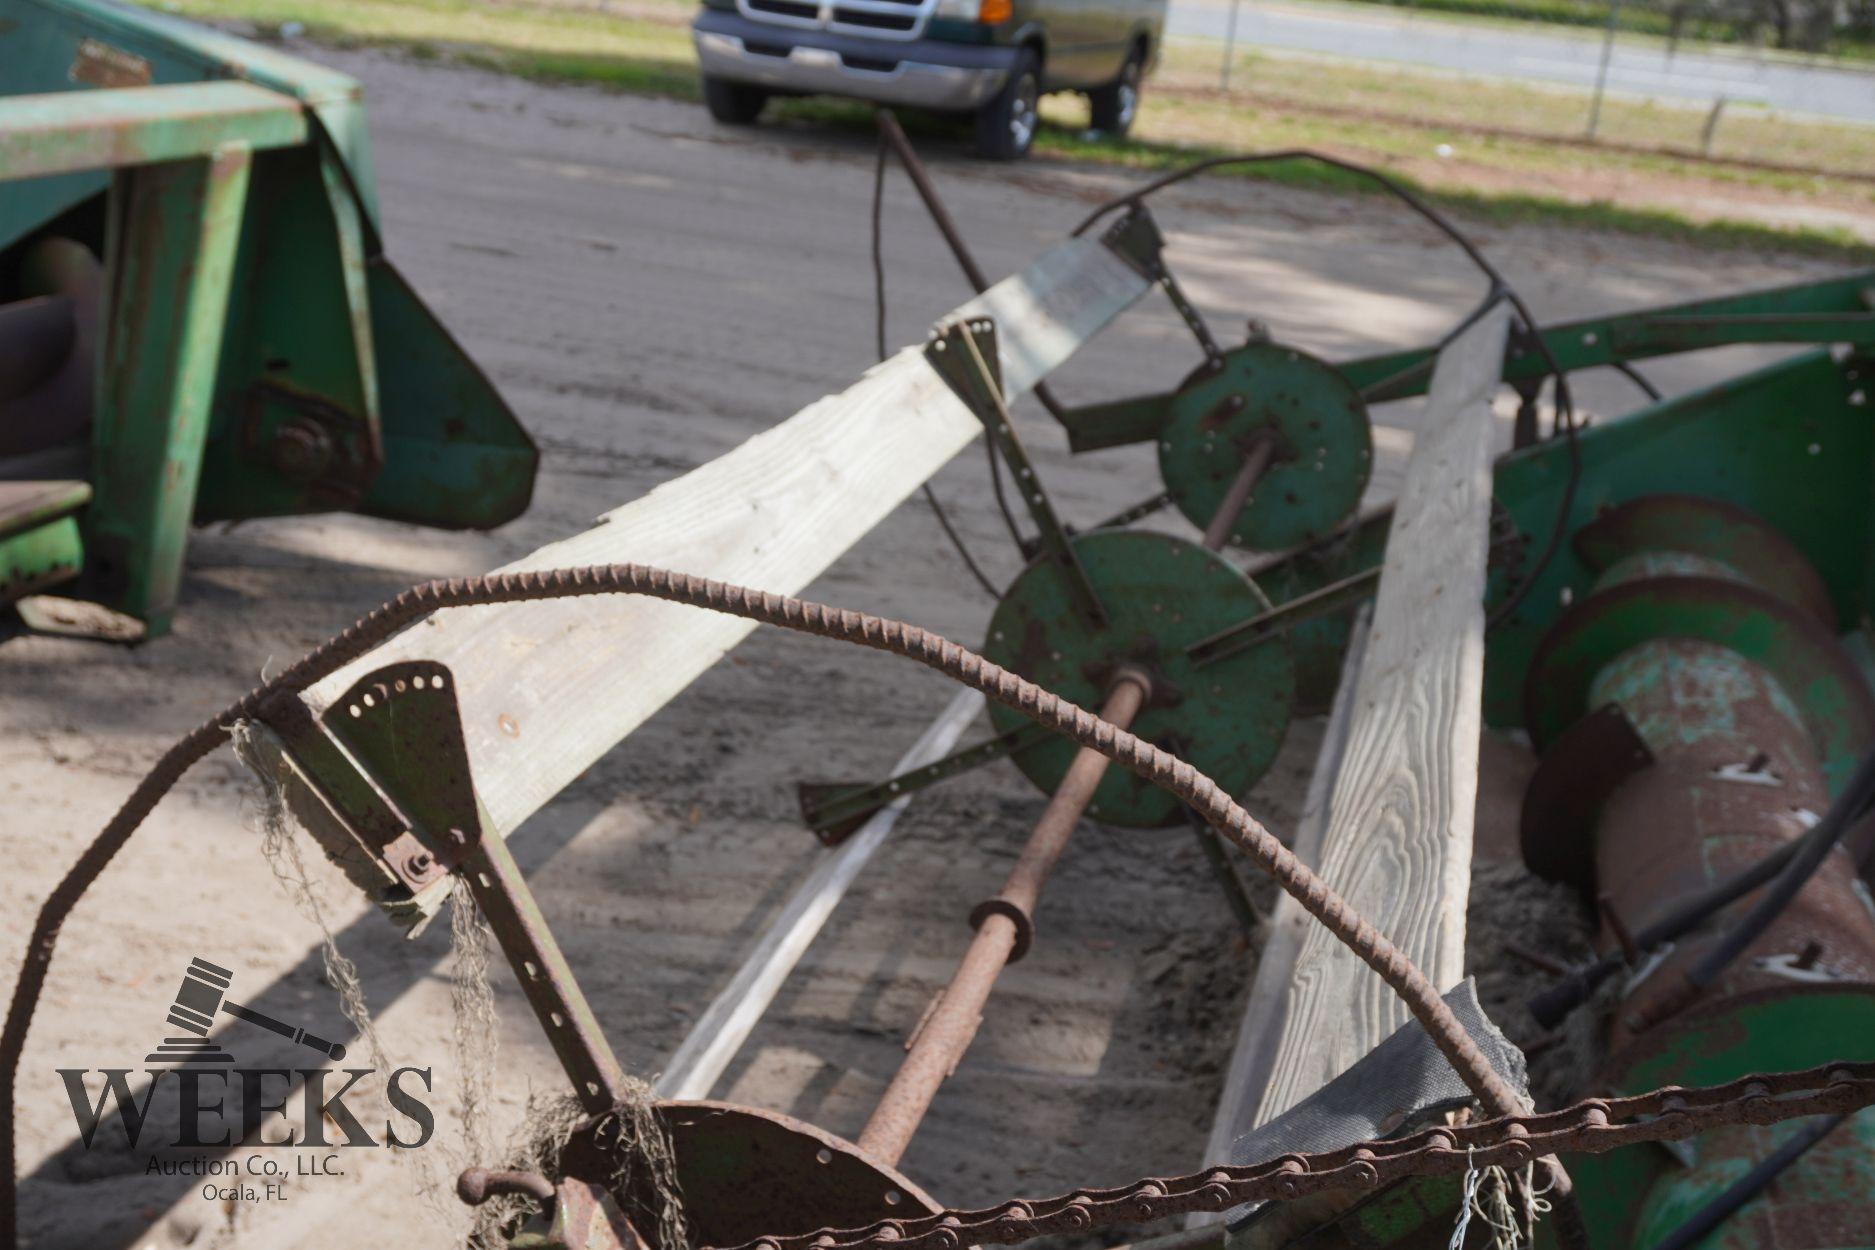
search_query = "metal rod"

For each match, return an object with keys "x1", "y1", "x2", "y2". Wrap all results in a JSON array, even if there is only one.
[
  {"x1": 857, "y1": 672, "x2": 1152, "y2": 1166},
  {"x1": 1219, "y1": 0, "x2": 1243, "y2": 93},
  {"x1": 657, "y1": 690, "x2": 985, "y2": 1100},
  {"x1": 1587, "y1": 0, "x2": 1622, "y2": 139},
  {"x1": 876, "y1": 109, "x2": 988, "y2": 292},
  {"x1": 874, "y1": 109, "x2": 1074, "y2": 423},
  {"x1": 1201, "y1": 435, "x2": 1277, "y2": 552}
]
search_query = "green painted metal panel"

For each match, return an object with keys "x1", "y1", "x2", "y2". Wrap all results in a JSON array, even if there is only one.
[
  {"x1": 357, "y1": 259, "x2": 538, "y2": 529},
  {"x1": 1483, "y1": 349, "x2": 1875, "y2": 727},
  {"x1": 86, "y1": 145, "x2": 252, "y2": 635},
  {"x1": 2, "y1": 0, "x2": 533, "y2": 557},
  {"x1": 0, "y1": 513, "x2": 84, "y2": 600},
  {"x1": 0, "y1": 0, "x2": 376, "y2": 249},
  {"x1": 0, "y1": 80, "x2": 304, "y2": 179}
]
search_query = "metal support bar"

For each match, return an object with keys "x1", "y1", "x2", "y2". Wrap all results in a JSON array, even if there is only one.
[
  {"x1": 0, "y1": 81, "x2": 306, "y2": 180},
  {"x1": 855, "y1": 672, "x2": 1151, "y2": 1166},
  {"x1": 872, "y1": 109, "x2": 1077, "y2": 428},
  {"x1": 461, "y1": 820, "x2": 630, "y2": 1114},
  {"x1": 87, "y1": 145, "x2": 255, "y2": 636},
  {"x1": 1186, "y1": 567, "x2": 1382, "y2": 667},
  {"x1": 927, "y1": 317, "x2": 1107, "y2": 625}
]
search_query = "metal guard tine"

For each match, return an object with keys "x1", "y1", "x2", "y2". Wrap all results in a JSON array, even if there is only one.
[{"x1": 798, "y1": 720, "x2": 1055, "y2": 843}]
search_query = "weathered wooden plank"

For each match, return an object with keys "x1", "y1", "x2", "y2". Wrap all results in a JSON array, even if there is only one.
[
  {"x1": 293, "y1": 237, "x2": 1149, "y2": 844},
  {"x1": 1248, "y1": 303, "x2": 1510, "y2": 1127},
  {"x1": 1193, "y1": 604, "x2": 1370, "y2": 1188},
  {"x1": 655, "y1": 688, "x2": 984, "y2": 1101}
]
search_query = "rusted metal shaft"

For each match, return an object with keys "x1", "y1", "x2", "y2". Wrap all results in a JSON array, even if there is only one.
[
  {"x1": 857, "y1": 671, "x2": 1151, "y2": 1166},
  {"x1": 1201, "y1": 434, "x2": 1277, "y2": 552}
]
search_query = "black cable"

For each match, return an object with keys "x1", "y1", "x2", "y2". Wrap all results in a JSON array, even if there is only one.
[
  {"x1": 1529, "y1": 832, "x2": 1806, "y2": 1027},
  {"x1": 1066, "y1": 150, "x2": 1579, "y2": 631},
  {"x1": 1682, "y1": 745, "x2": 1875, "y2": 995},
  {"x1": 1650, "y1": 1114, "x2": 1846, "y2": 1250},
  {"x1": 870, "y1": 133, "x2": 1003, "y2": 600},
  {"x1": 1614, "y1": 359, "x2": 1663, "y2": 402},
  {"x1": 1529, "y1": 744, "x2": 1875, "y2": 1028}
]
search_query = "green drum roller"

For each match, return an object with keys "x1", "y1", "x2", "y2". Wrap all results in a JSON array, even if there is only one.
[
  {"x1": 1157, "y1": 342, "x2": 1373, "y2": 553},
  {"x1": 981, "y1": 528, "x2": 1295, "y2": 828}
]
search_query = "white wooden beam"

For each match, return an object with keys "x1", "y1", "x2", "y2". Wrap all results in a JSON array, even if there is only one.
[
  {"x1": 286, "y1": 237, "x2": 1148, "y2": 847},
  {"x1": 1192, "y1": 603, "x2": 1370, "y2": 1196},
  {"x1": 1244, "y1": 303, "x2": 1510, "y2": 1129},
  {"x1": 655, "y1": 688, "x2": 984, "y2": 1101}
]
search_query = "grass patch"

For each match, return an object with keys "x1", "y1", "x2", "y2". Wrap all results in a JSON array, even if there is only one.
[
  {"x1": 152, "y1": 0, "x2": 1874, "y2": 259},
  {"x1": 1152, "y1": 40, "x2": 1875, "y2": 184}
]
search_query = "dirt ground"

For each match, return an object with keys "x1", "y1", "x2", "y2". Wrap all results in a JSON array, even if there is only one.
[{"x1": 0, "y1": 46, "x2": 1840, "y2": 1250}]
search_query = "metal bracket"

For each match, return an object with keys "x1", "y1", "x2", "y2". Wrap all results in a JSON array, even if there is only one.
[
  {"x1": 925, "y1": 316, "x2": 1107, "y2": 627},
  {"x1": 269, "y1": 661, "x2": 630, "y2": 1117},
  {"x1": 1101, "y1": 206, "x2": 1223, "y2": 364}
]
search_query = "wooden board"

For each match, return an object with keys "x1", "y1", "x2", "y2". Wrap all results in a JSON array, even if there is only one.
[
  {"x1": 289, "y1": 237, "x2": 1149, "y2": 845},
  {"x1": 655, "y1": 688, "x2": 985, "y2": 1101},
  {"x1": 1193, "y1": 603, "x2": 1370, "y2": 1188},
  {"x1": 1246, "y1": 303, "x2": 1510, "y2": 1129}
]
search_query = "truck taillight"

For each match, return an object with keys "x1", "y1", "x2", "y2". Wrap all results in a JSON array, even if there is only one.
[{"x1": 979, "y1": 0, "x2": 1011, "y2": 22}]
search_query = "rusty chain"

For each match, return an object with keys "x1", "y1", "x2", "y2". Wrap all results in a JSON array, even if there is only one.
[{"x1": 707, "y1": 1060, "x2": 1875, "y2": 1250}]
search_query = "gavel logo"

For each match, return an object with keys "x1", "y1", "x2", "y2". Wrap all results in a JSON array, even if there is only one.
[{"x1": 145, "y1": 957, "x2": 348, "y2": 1066}]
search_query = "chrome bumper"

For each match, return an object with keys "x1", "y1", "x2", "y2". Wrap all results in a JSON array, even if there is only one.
[{"x1": 693, "y1": 12, "x2": 1015, "y2": 111}]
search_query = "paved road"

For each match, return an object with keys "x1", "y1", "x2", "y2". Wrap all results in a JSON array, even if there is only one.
[{"x1": 1166, "y1": 0, "x2": 1875, "y2": 123}]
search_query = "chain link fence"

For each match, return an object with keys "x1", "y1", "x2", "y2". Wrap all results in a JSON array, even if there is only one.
[{"x1": 1176, "y1": 0, "x2": 1875, "y2": 177}]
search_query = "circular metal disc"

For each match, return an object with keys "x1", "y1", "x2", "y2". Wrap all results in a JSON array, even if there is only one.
[
  {"x1": 1158, "y1": 342, "x2": 1372, "y2": 552},
  {"x1": 982, "y1": 529, "x2": 1294, "y2": 827},
  {"x1": 569, "y1": 1101, "x2": 940, "y2": 1248}
]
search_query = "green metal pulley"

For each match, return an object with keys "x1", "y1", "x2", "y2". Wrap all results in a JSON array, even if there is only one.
[
  {"x1": 981, "y1": 529, "x2": 1295, "y2": 828},
  {"x1": 1157, "y1": 342, "x2": 1372, "y2": 552}
]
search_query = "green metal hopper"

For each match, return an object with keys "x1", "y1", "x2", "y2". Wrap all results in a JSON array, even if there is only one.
[{"x1": 0, "y1": 0, "x2": 537, "y2": 638}]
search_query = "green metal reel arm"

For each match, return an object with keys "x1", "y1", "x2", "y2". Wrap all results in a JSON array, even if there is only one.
[
  {"x1": 1349, "y1": 270, "x2": 1875, "y2": 401},
  {"x1": 1056, "y1": 270, "x2": 1875, "y2": 450}
]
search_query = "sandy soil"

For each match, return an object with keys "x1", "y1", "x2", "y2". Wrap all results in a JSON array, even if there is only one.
[{"x1": 0, "y1": 46, "x2": 1839, "y2": 1250}]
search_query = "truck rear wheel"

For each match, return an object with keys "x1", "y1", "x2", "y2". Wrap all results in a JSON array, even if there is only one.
[
  {"x1": 974, "y1": 50, "x2": 1040, "y2": 161},
  {"x1": 1088, "y1": 46, "x2": 1143, "y2": 137},
  {"x1": 702, "y1": 75, "x2": 769, "y2": 125}
]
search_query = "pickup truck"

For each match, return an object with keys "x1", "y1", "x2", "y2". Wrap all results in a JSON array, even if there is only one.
[{"x1": 690, "y1": 0, "x2": 1165, "y2": 159}]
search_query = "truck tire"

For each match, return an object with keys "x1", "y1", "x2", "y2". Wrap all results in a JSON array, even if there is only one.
[
  {"x1": 702, "y1": 75, "x2": 769, "y2": 125},
  {"x1": 1088, "y1": 45, "x2": 1144, "y2": 137},
  {"x1": 974, "y1": 49, "x2": 1040, "y2": 161}
]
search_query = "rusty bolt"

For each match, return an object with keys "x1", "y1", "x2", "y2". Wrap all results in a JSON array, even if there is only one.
[{"x1": 268, "y1": 418, "x2": 335, "y2": 480}]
